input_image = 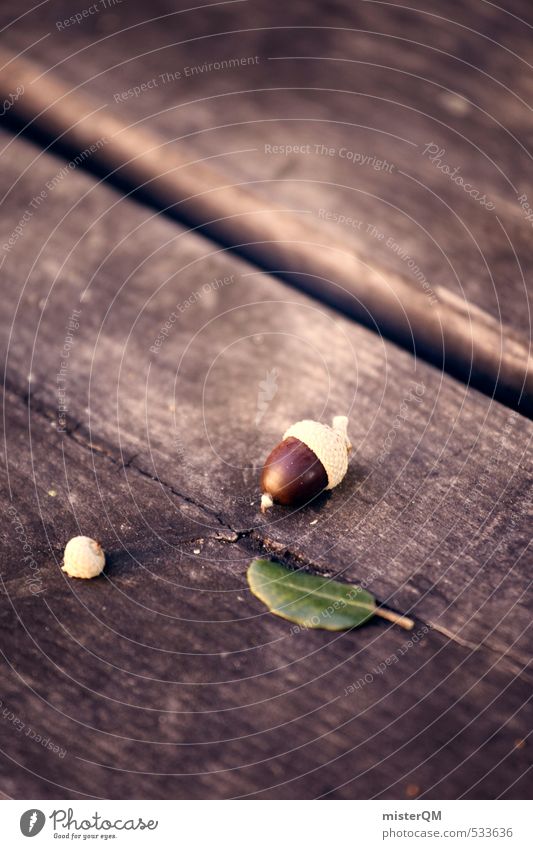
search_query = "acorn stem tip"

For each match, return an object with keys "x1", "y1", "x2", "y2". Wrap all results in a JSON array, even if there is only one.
[{"x1": 261, "y1": 492, "x2": 274, "y2": 513}]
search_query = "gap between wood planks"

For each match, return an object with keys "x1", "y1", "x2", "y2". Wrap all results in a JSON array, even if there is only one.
[{"x1": 0, "y1": 51, "x2": 532, "y2": 416}]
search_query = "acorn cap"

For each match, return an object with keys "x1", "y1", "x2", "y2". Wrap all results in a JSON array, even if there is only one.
[
  {"x1": 282, "y1": 415, "x2": 351, "y2": 490},
  {"x1": 62, "y1": 535, "x2": 105, "y2": 579}
]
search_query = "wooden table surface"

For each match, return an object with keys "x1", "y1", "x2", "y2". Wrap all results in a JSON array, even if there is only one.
[{"x1": 0, "y1": 0, "x2": 532, "y2": 799}]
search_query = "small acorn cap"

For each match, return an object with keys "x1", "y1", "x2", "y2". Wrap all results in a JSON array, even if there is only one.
[
  {"x1": 62, "y1": 535, "x2": 105, "y2": 579},
  {"x1": 282, "y1": 415, "x2": 351, "y2": 490}
]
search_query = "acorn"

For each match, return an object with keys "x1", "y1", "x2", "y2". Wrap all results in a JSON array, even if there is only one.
[{"x1": 260, "y1": 416, "x2": 351, "y2": 512}]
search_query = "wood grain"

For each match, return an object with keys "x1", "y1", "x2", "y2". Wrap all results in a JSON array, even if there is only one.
[
  {"x1": 1, "y1": 0, "x2": 532, "y2": 408},
  {"x1": 1, "y1": 129, "x2": 531, "y2": 667},
  {"x1": 1, "y1": 384, "x2": 532, "y2": 800},
  {"x1": 0, "y1": 3, "x2": 532, "y2": 800}
]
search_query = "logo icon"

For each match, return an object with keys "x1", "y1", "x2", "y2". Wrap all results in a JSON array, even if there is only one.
[
  {"x1": 20, "y1": 810, "x2": 46, "y2": 837},
  {"x1": 255, "y1": 367, "x2": 279, "y2": 425}
]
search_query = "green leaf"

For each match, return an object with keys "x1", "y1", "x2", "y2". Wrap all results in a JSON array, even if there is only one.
[{"x1": 247, "y1": 559, "x2": 414, "y2": 631}]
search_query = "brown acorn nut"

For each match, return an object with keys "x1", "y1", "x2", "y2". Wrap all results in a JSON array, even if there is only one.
[{"x1": 260, "y1": 416, "x2": 351, "y2": 512}]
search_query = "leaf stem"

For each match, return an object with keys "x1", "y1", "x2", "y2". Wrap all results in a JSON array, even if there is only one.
[{"x1": 374, "y1": 606, "x2": 415, "y2": 630}]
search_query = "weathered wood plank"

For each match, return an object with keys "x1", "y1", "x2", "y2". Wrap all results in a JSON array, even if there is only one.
[
  {"x1": 2, "y1": 50, "x2": 531, "y2": 414},
  {"x1": 0, "y1": 0, "x2": 532, "y2": 401},
  {"x1": 0, "y1": 131, "x2": 531, "y2": 674},
  {"x1": 1, "y1": 385, "x2": 531, "y2": 799}
]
